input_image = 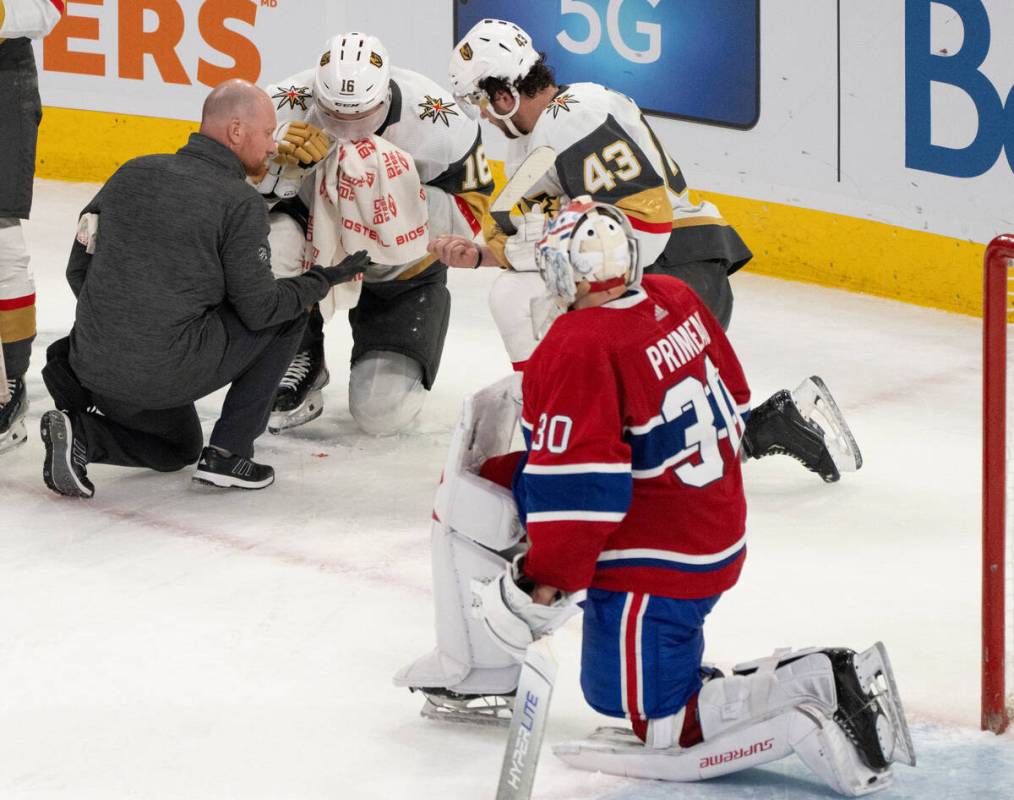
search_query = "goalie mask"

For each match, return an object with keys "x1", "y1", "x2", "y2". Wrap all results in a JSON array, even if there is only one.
[
  {"x1": 313, "y1": 33, "x2": 391, "y2": 141},
  {"x1": 449, "y1": 18, "x2": 539, "y2": 134},
  {"x1": 535, "y1": 196, "x2": 640, "y2": 307}
]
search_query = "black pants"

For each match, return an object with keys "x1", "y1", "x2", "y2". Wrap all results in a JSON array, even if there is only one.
[
  {"x1": 645, "y1": 259, "x2": 734, "y2": 331},
  {"x1": 74, "y1": 308, "x2": 307, "y2": 470}
]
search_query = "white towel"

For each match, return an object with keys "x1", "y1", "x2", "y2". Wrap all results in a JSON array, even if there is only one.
[{"x1": 305, "y1": 135, "x2": 430, "y2": 320}]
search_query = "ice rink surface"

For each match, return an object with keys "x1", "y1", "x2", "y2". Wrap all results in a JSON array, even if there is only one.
[{"x1": 2, "y1": 180, "x2": 1012, "y2": 798}]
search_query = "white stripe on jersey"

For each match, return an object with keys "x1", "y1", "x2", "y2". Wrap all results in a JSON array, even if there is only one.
[{"x1": 598, "y1": 533, "x2": 747, "y2": 566}]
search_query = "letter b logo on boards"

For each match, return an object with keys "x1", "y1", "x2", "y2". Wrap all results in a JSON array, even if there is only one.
[{"x1": 906, "y1": 0, "x2": 1014, "y2": 177}]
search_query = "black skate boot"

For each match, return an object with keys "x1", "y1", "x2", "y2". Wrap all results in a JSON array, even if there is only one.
[
  {"x1": 0, "y1": 376, "x2": 28, "y2": 453},
  {"x1": 40, "y1": 410, "x2": 94, "y2": 498},
  {"x1": 742, "y1": 389, "x2": 840, "y2": 482},
  {"x1": 823, "y1": 646, "x2": 915, "y2": 772},
  {"x1": 268, "y1": 345, "x2": 329, "y2": 434},
  {"x1": 192, "y1": 446, "x2": 274, "y2": 489}
]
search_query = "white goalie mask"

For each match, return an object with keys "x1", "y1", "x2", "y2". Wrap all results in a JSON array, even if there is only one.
[
  {"x1": 313, "y1": 33, "x2": 392, "y2": 141},
  {"x1": 449, "y1": 18, "x2": 539, "y2": 127},
  {"x1": 535, "y1": 196, "x2": 640, "y2": 307}
]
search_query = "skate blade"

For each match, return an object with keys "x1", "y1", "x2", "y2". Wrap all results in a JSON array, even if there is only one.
[
  {"x1": 853, "y1": 643, "x2": 916, "y2": 767},
  {"x1": 0, "y1": 418, "x2": 28, "y2": 453},
  {"x1": 268, "y1": 391, "x2": 324, "y2": 434},
  {"x1": 419, "y1": 695, "x2": 512, "y2": 727},
  {"x1": 792, "y1": 376, "x2": 863, "y2": 473}
]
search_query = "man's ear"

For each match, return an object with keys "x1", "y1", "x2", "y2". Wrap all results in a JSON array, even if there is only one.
[{"x1": 228, "y1": 118, "x2": 243, "y2": 144}]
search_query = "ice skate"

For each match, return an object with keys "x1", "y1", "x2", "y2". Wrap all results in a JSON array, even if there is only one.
[
  {"x1": 40, "y1": 410, "x2": 94, "y2": 498},
  {"x1": 793, "y1": 376, "x2": 863, "y2": 474},
  {"x1": 268, "y1": 346, "x2": 329, "y2": 433},
  {"x1": 415, "y1": 686, "x2": 515, "y2": 727},
  {"x1": 825, "y1": 643, "x2": 915, "y2": 771},
  {"x1": 742, "y1": 376, "x2": 861, "y2": 482},
  {"x1": 0, "y1": 376, "x2": 28, "y2": 453}
]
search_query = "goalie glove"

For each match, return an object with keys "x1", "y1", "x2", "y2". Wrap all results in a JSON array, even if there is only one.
[
  {"x1": 472, "y1": 555, "x2": 580, "y2": 661},
  {"x1": 274, "y1": 120, "x2": 333, "y2": 169},
  {"x1": 503, "y1": 209, "x2": 547, "y2": 272}
]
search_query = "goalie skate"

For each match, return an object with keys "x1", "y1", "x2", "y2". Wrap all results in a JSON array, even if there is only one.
[
  {"x1": 792, "y1": 375, "x2": 863, "y2": 475},
  {"x1": 829, "y1": 642, "x2": 915, "y2": 771},
  {"x1": 415, "y1": 687, "x2": 514, "y2": 727}
]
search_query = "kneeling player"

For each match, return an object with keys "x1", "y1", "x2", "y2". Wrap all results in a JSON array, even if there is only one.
[{"x1": 398, "y1": 198, "x2": 914, "y2": 795}]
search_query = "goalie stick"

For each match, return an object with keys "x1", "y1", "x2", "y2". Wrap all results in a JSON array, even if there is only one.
[
  {"x1": 489, "y1": 146, "x2": 557, "y2": 236},
  {"x1": 495, "y1": 637, "x2": 558, "y2": 800}
]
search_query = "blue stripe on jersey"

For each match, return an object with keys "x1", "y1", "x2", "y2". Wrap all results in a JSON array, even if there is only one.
[
  {"x1": 596, "y1": 546, "x2": 745, "y2": 573},
  {"x1": 522, "y1": 470, "x2": 633, "y2": 516},
  {"x1": 626, "y1": 390, "x2": 736, "y2": 474}
]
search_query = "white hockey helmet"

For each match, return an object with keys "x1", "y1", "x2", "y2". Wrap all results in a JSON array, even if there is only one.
[
  {"x1": 535, "y1": 196, "x2": 641, "y2": 306},
  {"x1": 449, "y1": 18, "x2": 539, "y2": 121},
  {"x1": 313, "y1": 33, "x2": 391, "y2": 139}
]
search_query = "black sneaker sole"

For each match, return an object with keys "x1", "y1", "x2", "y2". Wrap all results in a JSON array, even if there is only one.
[{"x1": 40, "y1": 411, "x2": 94, "y2": 498}]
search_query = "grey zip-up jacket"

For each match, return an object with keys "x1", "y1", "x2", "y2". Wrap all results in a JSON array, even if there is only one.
[{"x1": 67, "y1": 133, "x2": 330, "y2": 408}]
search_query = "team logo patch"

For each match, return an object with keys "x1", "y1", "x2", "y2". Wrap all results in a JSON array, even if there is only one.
[
  {"x1": 459, "y1": 43, "x2": 473, "y2": 61},
  {"x1": 418, "y1": 95, "x2": 459, "y2": 126},
  {"x1": 257, "y1": 245, "x2": 270, "y2": 264},
  {"x1": 546, "y1": 93, "x2": 579, "y2": 118},
  {"x1": 319, "y1": 50, "x2": 331, "y2": 67},
  {"x1": 370, "y1": 51, "x2": 384, "y2": 68},
  {"x1": 271, "y1": 85, "x2": 312, "y2": 111}
]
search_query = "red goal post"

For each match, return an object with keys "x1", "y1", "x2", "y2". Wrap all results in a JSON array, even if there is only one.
[{"x1": 982, "y1": 234, "x2": 1014, "y2": 734}]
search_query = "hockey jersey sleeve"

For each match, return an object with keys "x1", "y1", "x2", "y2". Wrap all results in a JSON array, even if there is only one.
[{"x1": 517, "y1": 334, "x2": 633, "y2": 592}]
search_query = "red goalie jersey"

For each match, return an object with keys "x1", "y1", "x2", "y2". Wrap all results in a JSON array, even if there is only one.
[{"x1": 517, "y1": 274, "x2": 752, "y2": 599}]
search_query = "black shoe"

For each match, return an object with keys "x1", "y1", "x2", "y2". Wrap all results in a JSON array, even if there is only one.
[
  {"x1": 192, "y1": 447, "x2": 274, "y2": 489},
  {"x1": 268, "y1": 346, "x2": 329, "y2": 433},
  {"x1": 823, "y1": 648, "x2": 891, "y2": 772},
  {"x1": 40, "y1": 410, "x2": 94, "y2": 498},
  {"x1": 0, "y1": 377, "x2": 28, "y2": 453},
  {"x1": 742, "y1": 390, "x2": 840, "y2": 482}
]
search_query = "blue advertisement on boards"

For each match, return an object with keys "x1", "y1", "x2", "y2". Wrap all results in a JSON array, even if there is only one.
[{"x1": 453, "y1": 0, "x2": 760, "y2": 129}]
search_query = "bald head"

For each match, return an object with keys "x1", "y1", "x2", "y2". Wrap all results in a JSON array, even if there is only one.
[{"x1": 201, "y1": 79, "x2": 278, "y2": 178}]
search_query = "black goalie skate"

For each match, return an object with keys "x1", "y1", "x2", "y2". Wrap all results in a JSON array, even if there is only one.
[
  {"x1": 0, "y1": 376, "x2": 28, "y2": 453},
  {"x1": 268, "y1": 346, "x2": 329, "y2": 434},
  {"x1": 742, "y1": 376, "x2": 862, "y2": 483},
  {"x1": 824, "y1": 644, "x2": 916, "y2": 772}
]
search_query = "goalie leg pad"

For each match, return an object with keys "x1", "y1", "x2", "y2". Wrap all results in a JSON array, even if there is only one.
[{"x1": 394, "y1": 376, "x2": 526, "y2": 696}]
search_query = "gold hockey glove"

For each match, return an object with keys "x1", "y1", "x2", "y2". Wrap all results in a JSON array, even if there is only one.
[{"x1": 274, "y1": 120, "x2": 333, "y2": 168}]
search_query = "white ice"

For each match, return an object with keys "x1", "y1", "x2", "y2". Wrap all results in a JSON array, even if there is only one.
[{"x1": 1, "y1": 180, "x2": 1012, "y2": 799}]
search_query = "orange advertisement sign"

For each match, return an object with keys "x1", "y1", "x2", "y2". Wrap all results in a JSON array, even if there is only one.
[{"x1": 35, "y1": 0, "x2": 329, "y2": 120}]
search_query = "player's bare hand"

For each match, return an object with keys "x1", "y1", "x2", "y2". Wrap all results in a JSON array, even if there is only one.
[
  {"x1": 531, "y1": 584, "x2": 560, "y2": 606},
  {"x1": 428, "y1": 235, "x2": 482, "y2": 268}
]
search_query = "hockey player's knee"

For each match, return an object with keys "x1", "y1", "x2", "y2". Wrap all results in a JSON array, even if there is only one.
[
  {"x1": 348, "y1": 351, "x2": 425, "y2": 436},
  {"x1": 488, "y1": 271, "x2": 546, "y2": 369}
]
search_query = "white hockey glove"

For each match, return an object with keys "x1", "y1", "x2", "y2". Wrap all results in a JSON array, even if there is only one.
[
  {"x1": 472, "y1": 555, "x2": 579, "y2": 661},
  {"x1": 274, "y1": 120, "x2": 333, "y2": 170},
  {"x1": 503, "y1": 209, "x2": 547, "y2": 272}
]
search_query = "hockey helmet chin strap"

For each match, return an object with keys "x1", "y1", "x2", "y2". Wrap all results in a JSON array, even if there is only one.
[{"x1": 485, "y1": 87, "x2": 527, "y2": 137}]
